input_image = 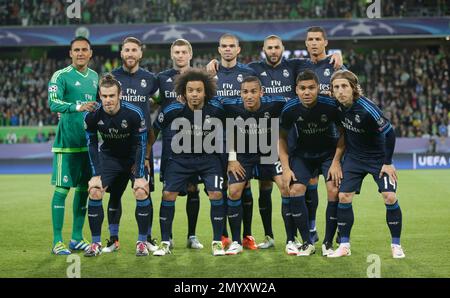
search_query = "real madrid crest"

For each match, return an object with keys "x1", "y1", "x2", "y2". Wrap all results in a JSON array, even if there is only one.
[
  {"x1": 264, "y1": 112, "x2": 271, "y2": 119},
  {"x1": 141, "y1": 79, "x2": 147, "y2": 88},
  {"x1": 158, "y1": 112, "x2": 164, "y2": 123},
  {"x1": 283, "y1": 69, "x2": 289, "y2": 78},
  {"x1": 355, "y1": 114, "x2": 361, "y2": 123},
  {"x1": 324, "y1": 68, "x2": 331, "y2": 77},
  {"x1": 237, "y1": 74, "x2": 243, "y2": 83},
  {"x1": 321, "y1": 114, "x2": 328, "y2": 122},
  {"x1": 121, "y1": 119, "x2": 128, "y2": 128}
]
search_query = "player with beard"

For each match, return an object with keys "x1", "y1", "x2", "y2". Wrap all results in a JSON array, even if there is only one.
[
  {"x1": 153, "y1": 39, "x2": 204, "y2": 250},
  {"x1": 99, "y1": 37, "x2": 158, "y2": 254},
  {"x1": 208, "y1": 35, "x2": 343, "y2": 249}
]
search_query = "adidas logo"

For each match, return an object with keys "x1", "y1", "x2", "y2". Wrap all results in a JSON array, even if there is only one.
[
  {"x1": 166, "y1": 78, "x2": 173, "y2": 82},
  {"x1": 97, "y1": 120, "x2": 104, "y2": 125},
  {"x1": 260, "y1": 71, "x2": 267, "y2": 76},
  {"x1": 75, "y1": 81, "x2": 81, "y2": 86}
]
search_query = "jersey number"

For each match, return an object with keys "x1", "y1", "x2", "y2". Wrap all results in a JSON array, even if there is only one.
[
  {"x1": 383, "y1": 176, "x2": 396, "y2": 190},
  {"x1": 215, "y1": 176, "x2": 224, "y2": 190}
]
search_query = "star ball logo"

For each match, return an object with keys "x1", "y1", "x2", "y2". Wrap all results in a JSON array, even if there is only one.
[
  {"x1": 366, "y1": 0, "x2": 381, "y2": 19},
  {"x1": 66, "y1": 0, "x2": 81, "y2": 19}
]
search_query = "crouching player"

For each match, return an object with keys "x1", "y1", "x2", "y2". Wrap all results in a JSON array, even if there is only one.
[
  {"x1": 220, "y1": 76, "x2": 289, "y2": 255},
  {"x1": 149, "y1": 69, "x2": 226, "y2": 256},
  {"x1": 329, "y1": 70, "x2": 405, "y2": 258},
  {"x1": 84, "y1": 74, "x2": 152, "y2": 257},
  {"x1": 279, "y1": 70, "x2": 344, "y2": 256}
]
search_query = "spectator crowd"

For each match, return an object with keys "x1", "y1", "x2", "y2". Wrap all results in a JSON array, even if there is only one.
[
  {"x1": 1, "y1": 45, "x2": 449, "y2": 143},
  {"x1": 1, "y1": 0, "x2": 448, "y2": 26}
]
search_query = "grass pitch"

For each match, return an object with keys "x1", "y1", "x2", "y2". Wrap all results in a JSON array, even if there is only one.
[{"x1": 1, "y1": 170, "x2": 449, "y2": 278}]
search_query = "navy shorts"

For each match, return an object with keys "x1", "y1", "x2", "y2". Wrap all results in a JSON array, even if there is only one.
[
  {"x1": 339, "y1": 155, "x2": 397, "y2": 194},
  {"x1": 100, "y1": 154, "x2": 151, "y2": 197},
  {"x1": 228, "y1": 155, "x2": 282, "y2": 184},
  {"x1": 290, "y1": 154, "x2": 333, "y2": 186},
  {"x1": 164, "y1": 155, "x2": 224, "y2": 193}
]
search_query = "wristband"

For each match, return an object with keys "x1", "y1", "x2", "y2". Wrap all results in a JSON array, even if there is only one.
[{"x1": 228, "y1": 151, "x2": 237, "y2": 161}]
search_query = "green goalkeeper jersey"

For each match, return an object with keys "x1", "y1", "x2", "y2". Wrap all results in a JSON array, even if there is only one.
[{"x1": 48, "y1": 65, "x2": 99, "y2": 153}]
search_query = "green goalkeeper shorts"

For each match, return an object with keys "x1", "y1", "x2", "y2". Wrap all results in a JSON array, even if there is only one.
[{"x1": 51, "y1": 152, "x2": 92, "y2": 188}]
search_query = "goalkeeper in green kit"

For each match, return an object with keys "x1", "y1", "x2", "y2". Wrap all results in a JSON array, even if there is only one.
[{"x1": 48, "y1": 37, "x2": 99, "y2": 255}]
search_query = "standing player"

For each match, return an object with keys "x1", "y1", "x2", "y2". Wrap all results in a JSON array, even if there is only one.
[
  {"x1": 100, "y1": 37, "x2": 158, "y2": 254},
  {"x1": 208, "y1": 34, "x2": 343, "y2": 249},
  {"x1": 328, "y1": 70, "x2": 405, "y2": 259},
  {"x1": 84, "y1": 74, "x2": 151, "y2": 257},
  {"x1": 279, "y1": 70, "x2": 344, "y2": 256},
  {"x1": 301, "y1": 26, "x2": 347, "y2": 244},
  {"x1": 149, "y1": 69, "x2": 226, "y2": 256},
  {"x1": 214, "y1": 33, "x2": 259, "y2": 250},
  {"x1": 220, "y1": 76, "x2": 289, "y2": 255},
  {"x1": 153, "y1": 39, "x2": 204, "y2": 250},
  {"x1": 48, "y1": 36, "x2": 98, "y2": 255}
]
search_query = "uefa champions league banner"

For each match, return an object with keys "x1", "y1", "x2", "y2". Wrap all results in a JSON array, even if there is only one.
[{"x1": 0, "y1": 18, "x2": 449, "y2": 47}]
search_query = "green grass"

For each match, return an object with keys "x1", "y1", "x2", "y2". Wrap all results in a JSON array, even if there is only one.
[{"x1": 1, "y1": 170, "x2": 450, "y2": 278}]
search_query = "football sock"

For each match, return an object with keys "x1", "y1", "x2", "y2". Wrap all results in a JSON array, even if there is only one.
[
  {"x1": 146, "y1": 195, "x2": 153, "y2": 240},
  {"x1": 324, "y1": 201, "x2": 338, "y2": 243},
  {"x1": 289, "y1": 195, "x2": 311, "y2": 244},
  {"x1": 88, "y1": 199, "x2": 104, "y2": 243},
  {"x1": 242, "y1": 187, "x2": 253, "y2": 237},
  {"x1": 71, "y1": 186, "x2": 88, "y2": 242},
  {"x1": 281, "y1": 197, "x2": 295, "y2": 243},
  {"x1": 305, "y1": 184, "x2": 318, "y2": 232},
  {"x1": 136, "y1": 199, "x2": 151, "y2": 242},
  {"x1": 386, "y1": 201, "x2": 402, "y2": 245},
  {"x1": 210, "y1": 198, "x2": 225, "y2": 241},
  {"x1": 221, "y1": 189, "x2": 229, "y2": 237},
  {"x1": 258, "y1": 188, "x2": 273, "y2": 238},
  {"x1": 337, "y1": 202, "x2": 354, "y2": 243},
  {"x1": 51, "y1": 186, "x2": 69, "y2": 245},
  {"x1": 107, "y1": 191, "x2": 122, "y2": 239},
  {"x1": 186, "y1": 190, "x2": 200, "y2": 237},
  {"x1": 160, "y1": 200, "x2": 175, "y2": 242},
  {"x1": 227, "y1": 198, "x2": 243, "y2": 244}
]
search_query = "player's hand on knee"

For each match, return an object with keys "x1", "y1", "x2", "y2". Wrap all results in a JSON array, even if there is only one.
[
  {"x1": 228, "y1": 161, "x2": 245, "y2": 181},
  {"x1": 144, "y1": 159, "x2": 152, "y2": 174},
  {"x1": 328, "y1": 160, "x2": 343, "y2": 187},
  {"x1": 133, "y1": 178, "x2": 149, "y2": 199},
  {"x1": 88, "y1": 176, "x2": 104, "y2": 199},
  {"x1": 281, "y1": 168, "x2": 296, "y2": 193},
  {"x1": 379, "y1": 164, "x2": 397, "y2": 184}
]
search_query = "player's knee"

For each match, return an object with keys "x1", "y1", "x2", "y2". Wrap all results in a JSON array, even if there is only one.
[
  {"x1": 326, "y1": 186, "x2": 339, "y2": 202},
  {"x1": 162, "y1": 191, "x2": 177, "y2": 201},
  {"x1": 309, "y1": 177, "x2": 319, "y2": 184},
  {"x1": 88, "y1": 188, "x2": 103, "y2": 200},
  {"x1": 259, "y1": 180, "x2": 273, "y2": 190},
  {"x1": 228, "y1": 185, "x2": 243, "y2": 200},
  {"x1": 382, "y1": 192, "x2": 397, "y2": 205},
  {"x1": 134, "y1": 189, "x2": 147, "y2": 200},
  {"x1": 289, "y1": 183, "x2": 306, "y2": 197},
  {"x1": 187, "y1": 183, "x2": 198, "y2": 193},
  {"x1": 208, "y1": 191, "x2": 222, "y2": 200},
  {"x1": 338, "y1": 192, "x2": 353, "y2": 203}
]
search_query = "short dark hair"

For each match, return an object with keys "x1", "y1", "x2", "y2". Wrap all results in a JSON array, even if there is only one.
[
  {"x1": 306, "y1": 26, "x2": 327, "y2": 40},
  {"x1": 99, "y1": 73, "x2": 121, "y2": 94},
  {"x1": 70, "y1": 36, "x2": 91, "y2": 49},
  {"x1": 219, "y1": 33, "x2": 239, "y2": 46},
  {"x1": 122, "y1": 36, "x2": 143, "y2": 49},
  {"x1": 241, "y1": 76, "x2": 262, "y2": 89},
  {"x1": 296, "y1": 70, "x2": 319, "y2": 85},
  {"x1": 174, "y1": 69, "x2": 216, "y2": 102}
]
